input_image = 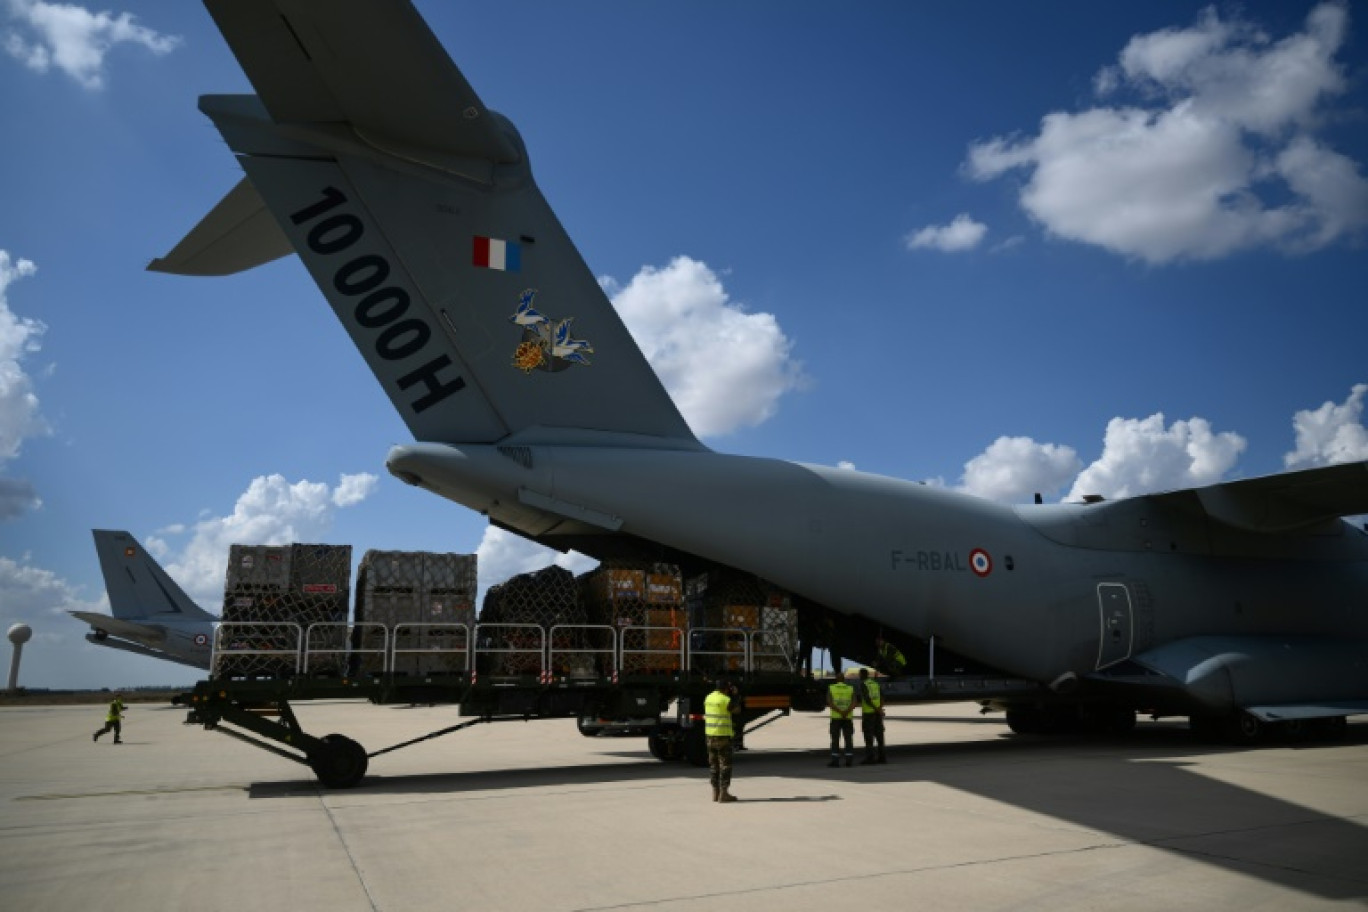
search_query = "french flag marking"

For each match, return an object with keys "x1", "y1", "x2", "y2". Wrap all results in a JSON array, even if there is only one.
[{"x1": 473, "y1": 236, "x2": 521, "y2": 272}]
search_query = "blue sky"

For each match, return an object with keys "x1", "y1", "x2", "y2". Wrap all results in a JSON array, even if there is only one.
[{"x1": 2, "y1": 1, "x2": 1366, "y2": 690}]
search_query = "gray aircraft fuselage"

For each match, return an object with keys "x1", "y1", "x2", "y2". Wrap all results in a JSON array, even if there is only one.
[{"x1": 388, "y1": 441, "x2": 1368, "y2": 713}]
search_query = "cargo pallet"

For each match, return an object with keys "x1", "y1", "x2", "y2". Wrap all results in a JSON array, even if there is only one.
[
  {"x1": 178, "y1": 621, "x2": 1043, "y2": 788},
  {"x1": 178, "y1": 620, "x2": 832, "y2": 788}
]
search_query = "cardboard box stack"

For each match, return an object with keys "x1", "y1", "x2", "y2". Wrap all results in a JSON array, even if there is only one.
[
  {"x1": 684, "y1": 569, "x2": 798, "y2": 673},
  {"x1": 353, "y1": 550, "x2": 477, "y2": 676},
  {"x1": 582, "y1": 562, "x2": 684, "y2": 673},
  {"x1": 479, "y1": 564, "x2": 584, "y2": 676},
  {"x1": 214, "y1": 543, "x2": 352, "y2": 678}
]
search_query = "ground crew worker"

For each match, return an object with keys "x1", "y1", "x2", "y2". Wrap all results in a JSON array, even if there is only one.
[
  {"x1": 93, "y1": 693, "x2": 126, "y2": 744},
  {"x1": 857, "y1": 667, "x2": 887, "y2": 764},
  {"x1": 876, "y1": 632, "x2": 907, "y2": 678},
  {"x1": 704, "y1": 678, "x2": 741, "y2": 803},
  {"x1": 826, "y1": 670, "x2": 855, "y2": 767}
]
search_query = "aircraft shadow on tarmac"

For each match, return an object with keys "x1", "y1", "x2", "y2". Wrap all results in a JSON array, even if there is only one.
[{"x1": 247, "y1": 722, "x2": 1368, "y2": 901}]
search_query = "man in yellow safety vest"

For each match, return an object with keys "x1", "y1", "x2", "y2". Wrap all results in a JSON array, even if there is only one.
[
  {"x1": 826, "y1": 670, "x2": 855, "y2": 767},
  {"x1": 704, "y1": 679, "x2": 741, "y2": 803},
  {"x1": 876, "y1": 632, "x2": 907, "y2": 678},
  {"x1": 92, "y1": 693, "x2": 126, "y2": 744},
  {"x1": 857, "y1": 667, "x2": 887, "y2": 764}
]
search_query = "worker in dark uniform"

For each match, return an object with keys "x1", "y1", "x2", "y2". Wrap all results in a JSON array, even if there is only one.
[
  {"x1": 826, "y1": 671, "x2": 856, "y2": 767},
  {"x1": 857, "y1": 667, "x2": 887, "y2": 764},
  {"x1": 93, "y1": 693, "x2": 126, "y2": 744},
  {"x1": 704, "y1": 678, "x2": 741, "y2": 803},
  {"x1": 876, "y1": 632, "x2": 907, "y2": 678}
]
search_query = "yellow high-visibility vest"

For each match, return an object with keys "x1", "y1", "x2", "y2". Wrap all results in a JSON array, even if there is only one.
[
  {"x1": 861, "y1": 679, "x2": 882, "y2": 713},
  {"x1": 828, "y1": 682, "x2": 854, "y2": 718},
  {"x1": 704, "y1": 690, "x2": 733, "y2": 738},
  {"x1": 106, "y1": 699, "x2": 125, "y2": 723}
]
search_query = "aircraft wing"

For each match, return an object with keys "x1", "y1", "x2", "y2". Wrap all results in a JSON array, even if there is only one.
[
  {"x1": 203, "y1": 0, "x2": 519, "y2": 162},
  {"x1": 69, "y1": 611, "x2": 168, "y2": 645},
  {"x1": 1148, "y1": 460, "x2": 1368, "y2": 533}
]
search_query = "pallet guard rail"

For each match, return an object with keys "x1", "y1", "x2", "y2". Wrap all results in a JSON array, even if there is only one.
[
  {"x1": 178, "y1": 621, "x2": 1042, "y2": 788},
  {"x1": 179, "y1": 620, "x2": 831, "y2": 788}
]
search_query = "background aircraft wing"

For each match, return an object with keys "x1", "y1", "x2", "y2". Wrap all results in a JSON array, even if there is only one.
[
  {"x1": 1148, "y1": 459, "x2": 1368, "y2": 533},
  {"x1": 69, "y1": 611, "x2": 168, "y2": 645},
  {"x1": 204, "y1": 0, "x2": 519, "y2": 163}
]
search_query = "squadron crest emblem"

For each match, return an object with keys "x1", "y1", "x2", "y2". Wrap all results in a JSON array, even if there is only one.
[{"x1": 509, "y1": 289, "x2": 594, "y2": 373}]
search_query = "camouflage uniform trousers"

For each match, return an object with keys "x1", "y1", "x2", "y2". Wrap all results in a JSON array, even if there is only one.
[
  {"x1": 707, "y1": 736, "x2": 734, "y2": 791},
  {"x1": 861, "y1": 713, "x2": 886, "y2": 758}
]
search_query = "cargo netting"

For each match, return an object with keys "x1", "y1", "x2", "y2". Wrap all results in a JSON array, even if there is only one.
[{"x1": 214, "y1": 543, "x2": 352, "y2": 679}]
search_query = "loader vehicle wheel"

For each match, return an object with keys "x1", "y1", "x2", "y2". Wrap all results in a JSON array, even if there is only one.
[
  {"x1": 310, "y1": 734, "x2": 368, "y2": 788},
  {"x1": 648, "y1": 725, "x2": 683, "y2": 761}
]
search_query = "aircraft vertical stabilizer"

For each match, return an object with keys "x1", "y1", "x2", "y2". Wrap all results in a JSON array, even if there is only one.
[
  {"x1": 92, "y1": 530, "x2": 216, "y2": 622},
  {"x1": 152, "y1": 0, "x2": 700, "y2": 450}
]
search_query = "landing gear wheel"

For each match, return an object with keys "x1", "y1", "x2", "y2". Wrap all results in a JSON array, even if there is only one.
[
  {"x1": 1276, "y1": 718, "x2": 1307, "y2": 742},
  {"x1": 1188, "y1": 714, "x2": 1221, "y2": 741},
  {"x1": 310, "y1": 734, "x2": 369, "y2": 788},
  {"x1": 1311, "y1": 715, "x2": 1348, "y2": 740},
  {"x1": 1005, "y1": 707, "x2": 1043, "y2": 735},
  {"x1": 1222, "y1": 711, "x2": 1263, "y2": 745}
]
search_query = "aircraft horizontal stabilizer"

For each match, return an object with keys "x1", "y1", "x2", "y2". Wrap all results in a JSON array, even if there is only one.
[
  {"x1": 148, "y1": 177, "x2": 292, "y2": 276},
  {"x1": 70, "y1": 611, "x2": 167, "y2": 645},
  {"x1": 83, "y1": 632, "x2": 209, "y2": 671},
  {"x1": 204, "y1": 0, "x2": 518, "y2": 164},
  {"x1": 1151, "y1": 459, "x2": 1368, "y2": 533}
]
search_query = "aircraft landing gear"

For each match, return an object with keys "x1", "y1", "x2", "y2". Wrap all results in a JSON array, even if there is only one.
[{"x1": 1224, "y1": 711, "x2": 1264, "y2": 744}]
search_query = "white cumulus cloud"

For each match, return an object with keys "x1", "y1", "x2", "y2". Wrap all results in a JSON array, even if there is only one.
[
  {"x1": 0, "y1": 250, "x2": 47, "y2": 519},
  {"x1": 1066, "y1": 413, "x2": 1246, "y2": 501},
  {"x1": 1284, "y1": 383, "x2": 1368, "y2": 469},
  {"x1": 957, "y1": 436, "x2": 1082, "y2": 504},
  {"x1": 3, "y1": 0, "x2": 179, "y2": 89},
  {"x1": 605, "y1": 256, "x2": 807, "y2": 438},
  {"x1": 966, "y1": 2, "x2": 1368, "y2": 263},
  {"x1": 0, "y1": 553, "x2": 98, "y2": 628},
  {"x1": 905, "y1": 214, "x2": 988, "y2": 253}
]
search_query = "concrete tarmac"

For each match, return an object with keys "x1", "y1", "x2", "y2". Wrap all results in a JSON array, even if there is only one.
[{"x1": 1, "y1": 700, "x2": 1365, "y2": 911}]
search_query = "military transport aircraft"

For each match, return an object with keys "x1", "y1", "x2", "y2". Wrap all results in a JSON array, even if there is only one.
[
  {"x1": 152, "y1": 0, "x2": 1368, "y2": 740},
  {"x1": 71, "y1": 530, "x2": 216, "y2": 671}
]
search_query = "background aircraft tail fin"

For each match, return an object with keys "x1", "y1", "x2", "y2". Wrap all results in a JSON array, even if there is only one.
[
  {"x1": 92, "y1": 530, "x2": 216, "y2": 622},
  {"x1": 154, "y1": 0, "x2": 699, "y2": 449}
]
